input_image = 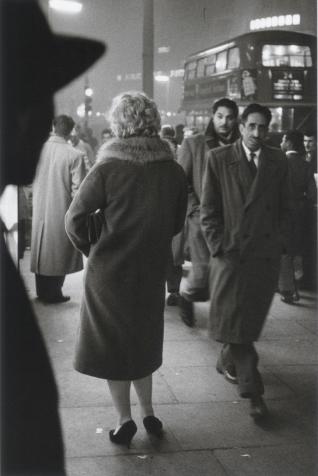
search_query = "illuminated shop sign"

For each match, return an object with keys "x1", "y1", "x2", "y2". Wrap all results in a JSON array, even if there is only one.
[
  {"x1": 272, "y1": 70, "x2": 304, "y2": 101},
  {"x1": 250, "y1": 14, "x2": 301, "y2": 30}
]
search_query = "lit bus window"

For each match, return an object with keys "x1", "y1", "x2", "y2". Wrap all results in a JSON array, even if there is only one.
[
  {"x1": 262, "y1": 44, "x2": 312, "y2": 67},
  {"x1": 205, "y1": 54, "x2": 216, "y2": 76},
  {"x1": 228, "y1": 47, "x2": 240, "y2": 69},
  {"x1": 215, "y1": 50, "x2": 227, "y2": 73},
  {"x1": 186, "y1": 61, "x2": 197, "y2": 80},
  {"x1": 197, "y1": 58, "x2": 206, "y2": 78}
]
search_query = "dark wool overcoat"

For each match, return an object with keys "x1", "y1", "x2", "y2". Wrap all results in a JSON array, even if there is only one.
[
  {"x1": 31, "y1": 135, "x2": 86, "y2": 275},
  {"x1": 285, "y1": 151, "x2": 317, "y2": 255},
  {"x1": 65, "y1": 136, "x2": 187, "y2": 380},
  {"x1": 201, "y1": 139, "x2": 290, "y2": 343}
]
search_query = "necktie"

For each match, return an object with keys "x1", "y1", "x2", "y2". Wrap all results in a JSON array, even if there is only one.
[{"x1": 248, "y1": 152, "x2": 257, "y2": 177}]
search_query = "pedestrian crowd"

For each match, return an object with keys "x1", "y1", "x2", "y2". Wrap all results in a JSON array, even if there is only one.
[{"x1": 1, "y1": 1, "x2": 317, "y2": 473}]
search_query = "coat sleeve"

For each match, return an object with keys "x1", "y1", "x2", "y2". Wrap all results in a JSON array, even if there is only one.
[
  {"x1": 200, "y1": 151, "x2": 224, "y2": 256},
  {"x1": 278, "y1": 158, "x2": 292, "y2": 254},
  {"x1": 178, "y1": 138, "x2": 200, "y2": 215},
  {"x1": 65, "y1": 167, "x2": 106, "y2": 256},
  {"x1": 70, "y1": 153, "x2": 87, "y2": 198},
  {"x1": 173, "y1": 167, "x2": 188, "y2": 235}
]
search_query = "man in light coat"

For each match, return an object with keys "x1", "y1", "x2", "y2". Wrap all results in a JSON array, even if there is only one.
[
  {"x1": 31, "y1": 115, "x2": 86, "y2": 303},
  {"x1": 201, "y1": 103, "x2": 290, "y2": 420},
  {"x1": 178, "y1": 97, "x2": 240, "y2": 326}
]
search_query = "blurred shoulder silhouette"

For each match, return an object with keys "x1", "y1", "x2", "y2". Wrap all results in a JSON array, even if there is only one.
[{"x1": 0, "y1": 1, "x2": 105, "y2": 474}]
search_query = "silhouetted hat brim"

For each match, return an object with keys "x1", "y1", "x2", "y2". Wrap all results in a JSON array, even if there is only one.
[
  {"x1": 3, "y1": 1, "x2": 106, "y2": 110},
  {"x1": 43, "y1": 34, "x2": 106, "y2": 96}
]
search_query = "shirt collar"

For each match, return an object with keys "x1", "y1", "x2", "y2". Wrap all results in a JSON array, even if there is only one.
[{"x1": 242, "y1": 141, "x2": 261, "y2": 161}]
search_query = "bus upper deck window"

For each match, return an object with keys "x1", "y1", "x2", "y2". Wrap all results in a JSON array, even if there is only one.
[
  {"x1": 228, "y1": 47, "x2": 240, "y2": 69},
  {"x1": 216, "y1": 50, "x2": 227, "y2": 73},
  {"x1": 205, "y1": 54, "x2": 216, "y2": 76},
  {"x1": 262, "y1": 44, "x2": 313, "y2": 67},
  {"x1": 197, "y1": 58, "x2": 206, "y2": 78},
  {"x1": 186, "y1": 61, "x2": 197, "y2": 80}
]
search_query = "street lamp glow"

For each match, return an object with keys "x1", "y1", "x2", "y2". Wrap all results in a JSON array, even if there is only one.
[
  {"x1": 49, "y1": 0, "x2": 83, "y2": 14},
  {"x1": 155, "y1": 74, "x2": 169, "y2": 83},
  {"x1": 85, "y1": 87, "x2": 94, "y2": 97}
]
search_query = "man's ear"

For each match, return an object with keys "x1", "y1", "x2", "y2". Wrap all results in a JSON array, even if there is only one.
[{"x1": 239, "y1": 123, "x2": 244, "y2": 135}]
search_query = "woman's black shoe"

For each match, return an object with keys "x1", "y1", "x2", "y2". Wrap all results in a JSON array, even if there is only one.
[
  {"x1": 109, "y1": 420, "x2": 137, "y2": 447},
  {"x1": 143, "y1": 415, "x2": 163, "y2": 438}
]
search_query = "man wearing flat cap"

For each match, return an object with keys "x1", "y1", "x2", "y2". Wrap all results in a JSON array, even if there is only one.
[{"x1": 0, "y1": 1, "x2": 105, "y2": 474}]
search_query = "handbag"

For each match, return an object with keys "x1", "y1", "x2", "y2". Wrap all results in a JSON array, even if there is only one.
[{"x1": 87, "y1": 209, "x2": 104, "y2": 244}]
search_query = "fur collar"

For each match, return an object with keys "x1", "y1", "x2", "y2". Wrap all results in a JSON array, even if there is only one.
[{"x1": 97, "y1": 136, "x2": 174, "y2": 164}]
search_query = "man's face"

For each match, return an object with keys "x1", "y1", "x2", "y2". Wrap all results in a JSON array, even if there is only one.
[
  {"x1": 70, "y1": 127, "x2": 80, "y2": 146},
  {"x1": 239, "y1": 112, "x2": 268, "y2": 151},
  {"x1": 304, "y1": 136, "x2": 316, "y2": 153},
  {"x1": 102, "y1": 132, "x2": 112, "y2": 144},
  {"x1": 212, "y1": 106, "x2": 237, "y2": 136}
]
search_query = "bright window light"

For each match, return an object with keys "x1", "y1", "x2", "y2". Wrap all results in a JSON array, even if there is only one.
[
  {"x1": 155, "y1": 74, "x2": 169, "y2": 82},
  {"x1": 49, "y1": 0, "x2": 83, "y2": 14}
]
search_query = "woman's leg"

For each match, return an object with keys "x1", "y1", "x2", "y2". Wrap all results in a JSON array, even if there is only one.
[
  {"x1": 132, "y1": 374, "x2": 154, "y2": 418},
  {"x1": 107, "y1": 380, "x2": 132, "y2": 432}
]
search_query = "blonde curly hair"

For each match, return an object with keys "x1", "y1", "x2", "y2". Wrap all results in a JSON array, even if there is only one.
[{"x1": 108, "y1": 91, "x2": 161, "y2": 138}]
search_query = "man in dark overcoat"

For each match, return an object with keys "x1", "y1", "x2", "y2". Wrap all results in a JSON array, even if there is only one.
[
  {"x1": 178, "y1": 98, "x2": 240, "y2": 326},
  {"x1": 279, "y1": 130, "x2": 317, "y2": 303},
  {"x1": 201, "y1": 103, "x2": 290, "y2": 420}
]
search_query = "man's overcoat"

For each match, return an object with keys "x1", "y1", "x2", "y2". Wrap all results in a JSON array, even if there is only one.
[
  {"x1": 31, "y1": 135, "x2": 86, "y2": 275},
  {"x1": 65, "y1": 137, "x2": 187, "y2": 380},
  {"x1": 201, "y1": 139, "x2": 290, "y2": 343}
]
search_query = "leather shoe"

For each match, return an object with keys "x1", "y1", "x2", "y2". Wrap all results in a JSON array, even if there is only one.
[
  {"x1": 280, "y1": 291, "x2": 294, "y2": 304},
  {"x1": 216, "y1": 356, "x2": 237, "y2": 384},
  {"x1": 250, "y1": 396, "x2": 269, "y2": 421},
  {"x1": 178, "y1": 295, "x2": 195, "y2": 327},
  {"x1": 40, "y1": 295, "x2": 71, "y2": 304},
  {"x1": 166, "y1": 292, "x2": 180, "y2": 306}
]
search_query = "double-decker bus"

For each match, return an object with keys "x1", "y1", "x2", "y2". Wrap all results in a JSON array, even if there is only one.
[{"x1": 181, "y1": 30, "x2": 316, "y2": 136}]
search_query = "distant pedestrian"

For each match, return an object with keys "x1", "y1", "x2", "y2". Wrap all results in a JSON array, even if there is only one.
[
  {"x1": 31, "y1": 115, "x2": 87, "y2": 303},
  {"x1": 304, "y1": 130, "x2": 317, "y2": 174},
  {"x1": 70, "y1": 123, "x2": 96, "y2": 172},
  {"x1": 201, "y1": 103, "x2": 290, "y2": 421},
  {"x1": 65, "y1": 91, "x2": 187, "y2": 447},
  {"x1": 96, "y1": 127, "x2": 113, "y2": 163},
  {"x1": 279, "y1": 130, "x2": 316, "y2": 303},
  {"x1": 302, "y1": 130, "x2": 317, "y2": 289},
  {"x1": 178, "y1": 97, "x2": 240, "y2": 326}
]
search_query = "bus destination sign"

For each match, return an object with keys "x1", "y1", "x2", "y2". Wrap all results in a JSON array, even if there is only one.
[{"x1": 272, "y1": 71, "x2": 304, "y2": 101}]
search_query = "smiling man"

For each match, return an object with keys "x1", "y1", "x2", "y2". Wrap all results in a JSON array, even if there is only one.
[{"x1": 201, "y1": 103, "x2": 290, "y2": 421}]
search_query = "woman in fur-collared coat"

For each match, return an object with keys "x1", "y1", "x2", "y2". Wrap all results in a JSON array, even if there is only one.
[{"x1": 65, "y1": 91, "x2": 187, "y2": 445}]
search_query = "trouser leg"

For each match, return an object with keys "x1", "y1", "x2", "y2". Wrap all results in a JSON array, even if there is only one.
[
  {"x1": 229, "y1": 343, "x2": 264, "y2": 398},
  {"x1": 181, "y1": 214, "x2": 210, "y2": 302},
  {"x1": 35, "y1": 274, "x2": 65, "y2": 300},
  {"x1": 166, "y1": 263, "x2": 183, "y2": 293}
]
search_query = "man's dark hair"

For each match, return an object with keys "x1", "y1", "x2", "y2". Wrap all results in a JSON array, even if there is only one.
[
  {"x1": 53, "y1": 115, "x2": 75, "y2": 137},
  {"x1": 211, "y1": 97, "x2": 239, "y2": 118},
  {"x1": 240, "y1": 103, "x2": 272, "y2": 127},
  {"x1": 303, "y1": 129, "x2": 317, "y2": 139},
  {"x1": 161, "y1": 125, "x2": 175, "y2": 138},
  {"x1": 284, "y1": 129, "x2": 305, "y2": 152},
  {"x1": 101, "y1": 127, "x2": 112, "y2": 136}
]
